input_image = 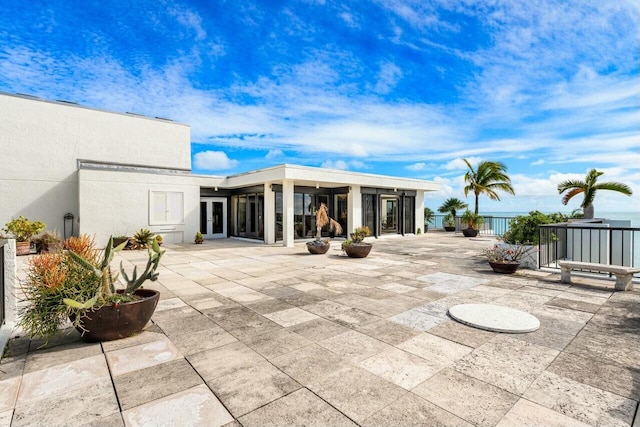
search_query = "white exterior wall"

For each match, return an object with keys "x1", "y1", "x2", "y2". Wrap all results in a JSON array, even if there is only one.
[
  {"x1": 263, "y1": 183, "x2": 276, "y2": 244},
  {"x1": 348, "y1": 185, "x2": 362, "y2": 232},
  {"x1": 0, "y1": 93, "x2": 190, "y2": 235},
  {"x1": 415, "y1": 191, "x2": 425, "y2": 234},
  {"x1": 78, "y1": 169, "x2": 207, "y2": 245}
]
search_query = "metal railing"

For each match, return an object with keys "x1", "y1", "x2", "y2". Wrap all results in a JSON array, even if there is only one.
[
  {"x1": 429, "y1": 215, "x2": 513, "y2": 236},
  {"x1": 539, "y1": 223, "x2": 640, "y2": 278}
]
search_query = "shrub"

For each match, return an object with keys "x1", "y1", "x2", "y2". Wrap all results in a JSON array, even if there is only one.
[
  {"x1": 502, "y1": 211, "x2": 568, "y2": 245},
  {"x1": 3, "y1": 216, "x2": 46, "y2": 242}
]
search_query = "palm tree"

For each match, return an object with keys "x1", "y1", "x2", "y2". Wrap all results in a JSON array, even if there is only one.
[
  {"x1": 438, "y1": 197, "x2": 468, "y2": 218},
  {"x1": 463, "y1": 159, "x2": 515, "y2": 214},
  {"x1": 557, "y1": 169, "x2": 632, "y2": 219}
]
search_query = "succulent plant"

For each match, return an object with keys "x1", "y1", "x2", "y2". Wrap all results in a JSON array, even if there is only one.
[{"x1": 130, "y1": 228, "x2": 155, "y2": 250}]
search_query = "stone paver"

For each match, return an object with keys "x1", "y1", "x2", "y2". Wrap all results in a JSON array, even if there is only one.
[{"x1": 3, "y1": 233, "x2": 639, "y2": 427}]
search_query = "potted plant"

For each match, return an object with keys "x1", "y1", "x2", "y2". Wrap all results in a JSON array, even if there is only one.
[
  {"x1": 342, "y1": 226, "x2": 373, "y2": 258},
  {"x1": 461, "y1": 210, "x2": 484, "y2": 237},
  {"x1": 424, "y1": 207, "x2": 434, "y2": 232},
  {"x1": 130, "y1": 228, "x2": 155, "y2": 250},
  {"x1": 194, "y1": 231, "x2": 204, "y2": 244},
  {"x1": 480, "y1": 243, "x2": 534, "y2": 274},
  {"x1": 154, "y1": 234, "x2": 163, "y2": 246},
  {"x1": 19, "y1": 235, "x2": 164, "y2": 342},
  {"x1": 443, "y1": 213, "x2": 456, "y2": 232},
  {"x1": 306, "y1": 203, "x2": 343, "y2": 254},
  {"x1": 3, "y1": 216, "x2": 46, "y2": 256},
  {"x1": 34, "y1": 231, "x2": 62, "y2": 254},
  {"x1": 438, "y1": 198, "x2": 467, "y2": 232}
]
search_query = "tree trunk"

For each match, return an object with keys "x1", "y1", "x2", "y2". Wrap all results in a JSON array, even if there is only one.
[
  {"x1": 583, "y1": 204, "x2": 594, "y2": 219},
  {"x1": 475, "y1": 193, "x2": 479, "y2": 215}
]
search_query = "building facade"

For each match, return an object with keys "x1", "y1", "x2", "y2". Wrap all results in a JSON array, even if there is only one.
[{"x1": 0, "y1": 92, "x2": 439, "y2": 247}]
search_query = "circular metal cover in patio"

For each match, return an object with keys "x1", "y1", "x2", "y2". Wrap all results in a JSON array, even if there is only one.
[{"x1": 448, "y1": 304, "x2": 540, "y2": 333}]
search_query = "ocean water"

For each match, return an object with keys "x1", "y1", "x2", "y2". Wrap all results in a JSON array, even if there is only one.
[{"x1": 480, "y1": 211, "x2": 640, "y2": 228}]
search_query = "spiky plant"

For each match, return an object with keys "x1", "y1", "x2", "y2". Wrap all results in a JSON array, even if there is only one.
[
  {"x1": 557, "y1": 169, "x2": 632, "y2": 219},
  {"x1": 314, "y1": 203, "x2": 343, "y2": 241},
  {"x1": 130, "y1": 228, "x2": 155, "y2": 250},
  {"x1": 463, "y1": 159, "x2": 515, "y2": 214}
]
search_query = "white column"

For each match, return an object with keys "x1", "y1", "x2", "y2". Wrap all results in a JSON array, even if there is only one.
[
  {"x1": 263, "y1": 183, "x2": 275, "y2": 244},
  {"x1": 415, "y1": 191, "x2": 425, "y2": 234},
  {"x1": 348, "y1": 185, "x2": 362, "y2": 233},
  {"x1": 282, "y1": 180, "x2": 295, "y2": 247}
]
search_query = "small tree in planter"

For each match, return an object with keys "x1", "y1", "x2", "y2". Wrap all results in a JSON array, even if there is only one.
[
  {"x1": 3, "y1": 216, "x2": 46, "y2": 256},
  {"x1": 461, "y1": 210, "x2": 484, "y2": 237},
  {"x1": 342, "y1": 226, "x2": 373, "y2": 258},
  {"x1": 443, "y1": 213, "x2": 456, "y2": 231},
  {"x1": 306, "y1": 203, "x2": 343, "y2": 254}
]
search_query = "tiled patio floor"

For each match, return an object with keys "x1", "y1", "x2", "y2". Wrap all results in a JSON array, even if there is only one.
[{"x1": 1, "y1": 233, "x2": 639, "y2": 426}]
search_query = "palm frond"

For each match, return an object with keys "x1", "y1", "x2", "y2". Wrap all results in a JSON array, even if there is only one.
[{"x1": 561, "y1": 187, "x2": 584, "y2": 205}]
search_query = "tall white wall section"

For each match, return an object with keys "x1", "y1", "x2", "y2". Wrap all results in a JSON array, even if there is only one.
[
  {"x1": 415, "y1": 191, "x2": 425, "y2": 233},
  {"x1": 0, "y1": 93, "x2": 190, "y2": 235}
]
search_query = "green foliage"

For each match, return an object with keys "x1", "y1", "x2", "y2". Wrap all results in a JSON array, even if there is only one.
[
  {"x1": 194, "y1": 231, "x2": 204, "y2": 244},
  {"x1": 502, "y1": 211, "x2": 565, "y2": 245},
  {"x1": 443, "y1": 213, "x2": 455, "y2": 226},
  {"x1": 423, "y1": 207, "x2": 434, "y2": 224},
  {"x1": 120, "y1": 238, "x2": 164, "y2": 294},
  {"x1": 438, "y1": 198, "x2": 468, "y2": 217},
  {"x1": 345, "y1": 226, "x2": 371, "y2": 245},
  {"x1": 417, "y1": 227, "x2": 422, "y2": 235},
  {"x1": 461, "y1": 210, "x2": 484, "y2": 230},
  {"x1": 130, "y1": 228, "x2": 155, "y2": 250},
  {"x1": 463, "y1": 159, "x2": 515, "y2": 214},
  {"x1": 557, "y1": 169, "x2": 632, "y2": 215},
  {"x1": 3, "y1": 216, "x2": 46, "y2": 242}
]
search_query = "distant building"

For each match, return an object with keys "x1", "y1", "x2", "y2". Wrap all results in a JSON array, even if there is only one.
[{"x1": 0, "y1": 92, "x2": 439, "y2": 246}]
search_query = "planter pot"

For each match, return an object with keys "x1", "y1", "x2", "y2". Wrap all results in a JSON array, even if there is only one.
[
  {"x1": 37, "y1": 242, "x2": 63, "y2": 254},
  {"x1": 462, "y1": 228, "x2": 479, "y2": 237},
  {"x1": 71, "y1": 289, "x2": 160, "y2": 342},
  {"x1": 444, "y1": 226, "x2": 456, "y2": 232},
  {"x1": 489, "y1": 261, "x2": 520, "y2": 274},
  {"x1": 343, "y1": 243, "x2": 372, "y2": 258},
  {"x1": 16, "y1": 241, "x2": 31, "y2": 256},
  {"x1": 306, "y1": 241, "x2": 330, "y2": 254}
]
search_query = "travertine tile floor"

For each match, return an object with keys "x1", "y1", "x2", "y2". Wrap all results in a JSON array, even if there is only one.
[{"x1": 1, "y1": 233, "x2": 639, "y2": 426}]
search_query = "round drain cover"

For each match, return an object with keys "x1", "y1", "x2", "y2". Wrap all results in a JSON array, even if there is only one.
[{"x1": 448, "y1": 304, "x2": 540, "y2": 333}]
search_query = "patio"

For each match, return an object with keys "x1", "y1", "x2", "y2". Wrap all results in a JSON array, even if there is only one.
[{"x1": 1, "y1": 233, "x2": 639, "y2": 426}]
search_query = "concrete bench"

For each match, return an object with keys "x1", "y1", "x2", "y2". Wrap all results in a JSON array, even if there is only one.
[{"x1": 559, "y1": 261, "x2": 640, "y2": 291}]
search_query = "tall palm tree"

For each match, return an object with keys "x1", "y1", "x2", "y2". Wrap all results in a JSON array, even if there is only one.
[
  {"x1": 557, "y1": 169, "x2": 632, "y2": 219},
  {"x1": 438, "y1": 197, "x2": 468, "y2": 217},
  {"x1": 463, "y1": 159, "x2": 515, "y2": 214}
]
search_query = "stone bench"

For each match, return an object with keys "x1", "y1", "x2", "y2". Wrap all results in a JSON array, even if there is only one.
[{"x1": 559, "y1": 261, "x2": 640, "y2": 291}]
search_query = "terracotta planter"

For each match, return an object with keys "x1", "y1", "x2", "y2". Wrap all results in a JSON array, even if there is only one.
[
  {"x1": 71, "y1": 289, "x2": 160, "y2": 342},
  {"x1": 343, "y1": 243, "x2": 372, "y2": 258},
  {"x1": 462, "y1": 228, "x2": 479, "y2": 237},
  {"x1": 306, "y1": 241, "x2": 330, "y2": 254},
  {"x1": 16, "y1": 241, "x2": 31, "y2": 256},
  {"x1": 444, "y1": 226, "x2": 456, "y2": 232},
  {"x1": 489, "y1": 261, "x2": 520, "y2": 274}
]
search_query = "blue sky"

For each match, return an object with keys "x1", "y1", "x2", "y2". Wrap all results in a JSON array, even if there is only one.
[{"x1": 1, "y1": 0, "x2": 639, "y2": 213}]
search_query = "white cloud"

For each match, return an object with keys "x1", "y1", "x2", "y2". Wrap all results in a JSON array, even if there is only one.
[
  {"x1": 406, "y1": 162, "x2": 426, "y2": 171},
  {"x1": 266, "y1": 149, "x2": 283, "y2": 159},
  {"x1": 531, "y1": 159, "x2": 544, "y2": 166},
  {"x1": 374, "y1": 62, "x2": 403, "y2": 94},
  {"x1": 193, "y1": 151, "x2": 238, "y2": 170},
  {"x1": 442, "y1": 157, "x2": 481, "y2": 171},
  {"x1": 321, "y1": 160, "x2": 349, "y2": 170}
]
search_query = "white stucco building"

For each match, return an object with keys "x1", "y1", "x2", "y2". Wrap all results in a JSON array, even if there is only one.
[{"x1": 0, "y1": 92, "x2": 439, "y2": 247}]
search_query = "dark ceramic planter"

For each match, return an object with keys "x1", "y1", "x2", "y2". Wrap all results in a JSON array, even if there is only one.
[
  {"x1": 72, "y1": 289, "x2": 160, "y2": 342},
  {"x1": 306, "y1": 241, "x2": 330, "y2": 254},
  {"x1": 343, "y1": 243, "x2": 373, "y2": 258},
  {"x1": 489, "y1": 261, "x2": 520, "y2": 274},
  {"x1": 444, "y1": 226, "x2": 456, "y2": 232},
  {"x1": 462, "y1": 228, "x2": 479, "y2": 237},
  {"x1": 112, "y1": 237, "x2": 129, "y2": 248}
]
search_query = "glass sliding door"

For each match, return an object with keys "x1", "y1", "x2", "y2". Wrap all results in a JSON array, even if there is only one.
[
  {"x1": 381, "y1": 197, "x2": 398, "y2": 234},
  {"x1": 334, "y1": 194, "x2": 348, "y2": 237},
  {"x1": 363, "y1": 194, "x2": 377, "y2": 236},
  {"x1": 231, "y1": 192, "x2": 264, "y2": 240}
]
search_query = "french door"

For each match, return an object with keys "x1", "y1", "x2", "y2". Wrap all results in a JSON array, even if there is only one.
[{"x1": 200, "y1": 197, "x2": 227, "y2": 239}]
